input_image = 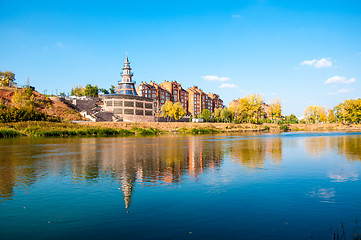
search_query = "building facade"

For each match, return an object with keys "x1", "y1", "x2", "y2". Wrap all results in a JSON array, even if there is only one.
[
  {"x1": 137, "y1": 81, "x2": 223, "y2": 116},
  {"x1": 186, "y1": 86, "x2": 223, "y2": 116},
  {"x1": 102, "y1": 56, "x2": 155, "y2": 122},
  {"x1": 159, "y1": 81, "x2": 189, "y2": 113}
]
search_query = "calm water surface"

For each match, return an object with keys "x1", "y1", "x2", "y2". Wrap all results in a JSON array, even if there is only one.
[{"x1": 1, "y1": 132, "x2": 361, "y2": 239}]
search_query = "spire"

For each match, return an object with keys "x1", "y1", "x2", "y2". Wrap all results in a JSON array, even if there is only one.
[{"x1": 125, "y1": 52, "x2": 129, "y2": 63}]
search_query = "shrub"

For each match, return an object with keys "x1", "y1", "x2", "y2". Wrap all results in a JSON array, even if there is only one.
[
  {"x1": 131, "y1": 127, "x2": 161, "y2": 135},
  {"x1": 279, "y1": 124, "x2": 290, "y2": 132},
  {"x1": 0, "y1": 106, "x2": 59, "y2": 123},
  {"x1": 178, "y1": 127, "x2": 220, "y2": 134}
]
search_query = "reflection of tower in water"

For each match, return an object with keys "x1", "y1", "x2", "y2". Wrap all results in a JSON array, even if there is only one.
[
  {"x1": 100, "y1": 137, "x2": 224, "y2": 211},
  {"x1": 121, "y1": 175, "x2": 135, "y2": 213}
]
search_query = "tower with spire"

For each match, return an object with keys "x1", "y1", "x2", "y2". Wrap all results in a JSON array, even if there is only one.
[{"x1": 116, "y1": 55, "x2": 138, "y2": 95}]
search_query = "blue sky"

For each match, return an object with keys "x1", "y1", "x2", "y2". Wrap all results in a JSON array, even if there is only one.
[{"x1": 1, "y1": 0, "x2": 360, "y2": 116}]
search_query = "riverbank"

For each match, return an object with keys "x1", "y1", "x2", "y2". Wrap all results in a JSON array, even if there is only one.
[
  {"x1": 1, "y1": 121, "x2": 361, "y2": 138},
  {"x1": 78, "y1": 121, "x2": 361, "y2": 133}
]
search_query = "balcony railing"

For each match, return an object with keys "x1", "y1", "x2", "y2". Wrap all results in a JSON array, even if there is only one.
[{"x1": 118, "y1": 80, "x2": 136, "y2": 85}]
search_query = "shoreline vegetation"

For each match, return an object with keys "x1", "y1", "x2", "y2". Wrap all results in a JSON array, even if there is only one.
[{"x1": 1, "y1": 121, "x2": 361, "y2": 138}]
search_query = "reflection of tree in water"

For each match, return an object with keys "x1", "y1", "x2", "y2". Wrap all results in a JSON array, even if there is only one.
[
  {"x1": 0, "y1": 138, "x2": 60, "y2": 201},
  {"x1": 229, "y1": 137, "x2": 282, "y2": 168},
  {"x1": 266, "y1": 138, "x2": 282, "y2": 165},
  {"x1": 304, "y1": 137, "x2": 329, "y2": 156},
  {"x1": 333, "y1": 136, "x2": 361, "y2": 162}
]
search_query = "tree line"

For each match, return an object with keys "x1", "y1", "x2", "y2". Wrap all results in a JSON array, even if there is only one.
[
  {"x1": 70, "y1": 84, "x2": 116, "y2": 97},
  {"x1": 210, "y1": 94, "x2": 287, "y2": 124},
  {"x1": 304, "y1": 98, "x2": 361, "y2": 124}
]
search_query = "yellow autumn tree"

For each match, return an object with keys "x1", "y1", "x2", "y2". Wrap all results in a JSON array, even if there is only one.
[
  {"x1": 229, "y1": 94, "x2": 264, "y2": 123},
  {"x1": 161, "y1": 100, "x2": 173, "y2": 120},
  {"x1": 171, "y1": 102, "x2": 186, "y2": 120},
  {"x1": 268, "y1": 98, "x2": 282, "y2": 121},
  {"x1": 304, "y1": 105, "x2": 327, "y2": 123},
  {"x1": 70, "y1": 85, "x2": 84, "y2": 96},
  {"x1": 12, "y1": 88, "x2": 35, "y2": 110},
  {"x1": 334, "y1": 98, "x2": 361, "y2": 124}
]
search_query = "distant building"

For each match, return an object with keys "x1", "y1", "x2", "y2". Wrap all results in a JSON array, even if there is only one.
[
  {"x1": 136, "y1": 81, "x2": 171, "y2": 113},
  {"x1": 159, "y1": 81, "x2": 189, "y2": 114},
  {"x1": 186, "y1": 86, "x2": 223, "y2": 116},
  {"x1": 138, "y1": 82, "x2": 223, "y2": 116},
  {"x1": 208, "y1": 93, "x2": 223, "y2": 111},
  {"x1": 102, "y1": 56, "x2": 155, "y2": 122},
  {"x1": 186, "y1": 86, "x2": 202, "y2": 116}
]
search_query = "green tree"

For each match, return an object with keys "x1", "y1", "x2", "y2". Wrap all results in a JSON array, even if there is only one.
[
  {"x1": 201, "y1": 109, "x2": 211, "y2": 122},
  {"x1": 212, "y1": 107, "x2": 222, "y2": 122},
  {"x1": 285, "y1": 114, "x2": 299, "y2": 123},
  {"x1": 109, "y1": 85, "x2": 116, "y2": 94},
  {"x1": 99, "y1": 88, "x2": 109, "y2": 94},
  {"x1": 83, "y1": 84, "x2": 98, "y2": 97},
  {"x1": 221, "y1": 107, "x2": 233, "y2": 123}
]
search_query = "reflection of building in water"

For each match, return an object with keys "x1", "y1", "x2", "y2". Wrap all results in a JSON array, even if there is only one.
[
  {"x1": 229, "y1": 137, "x2": 283, "y2": 168},
  {"x1": 99, "y1": 137, "x2": 224, "y2": 210},
  {"x1": 0, "y1": 136, "x2": 225, "y2": 209},
  {"x1": 121, "y1": 175, "x2": 134, "y2": 212}
]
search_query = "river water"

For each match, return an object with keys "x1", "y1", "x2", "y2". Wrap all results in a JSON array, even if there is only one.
[{"x1": 1, "y1": 132, "x2": 361, "y2": 239}]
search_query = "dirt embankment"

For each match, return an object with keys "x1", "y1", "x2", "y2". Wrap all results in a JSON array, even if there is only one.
[{"x1": 0, "y1": 88, "x2": 84, "y2": 121}]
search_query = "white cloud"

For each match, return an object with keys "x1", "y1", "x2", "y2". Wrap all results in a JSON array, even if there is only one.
[
  {"x1": 232, "y1": 14, "x2": 242, "y2": 18},
  {"x1": 201, "y1": 75, "x2": 230, "y2": 82},
  {"x1": 300, "y1": 58, "x2": 333, "y2": 68},
  {"x1": 325, "y1": 76, "x2": 356, "y2": 84},
  {"x1": 327, "y1": 88, "x2": 355, "y2": 95},
  {"x1": 219, "y1": 83, "x2": 238, "y2": 89}
]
